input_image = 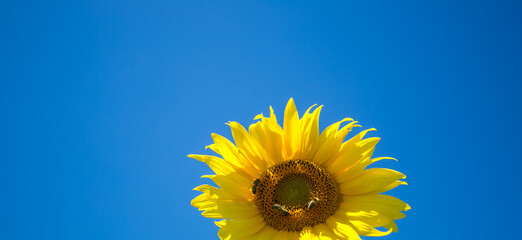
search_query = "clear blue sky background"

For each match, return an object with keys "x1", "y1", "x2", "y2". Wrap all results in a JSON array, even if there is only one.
[{"x1": 1, "y1": 1, "x2": 521, "y2": 239}]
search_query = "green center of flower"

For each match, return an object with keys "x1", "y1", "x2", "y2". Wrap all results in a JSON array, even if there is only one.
[
  {"x1": 275, "y1": 174, "x2": 313, "y2": 207},
  {"x1": 253, "y1": 160, "x2": 341, "y2": 232}
]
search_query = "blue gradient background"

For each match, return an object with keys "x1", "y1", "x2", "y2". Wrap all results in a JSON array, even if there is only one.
[{"x1": 1, "y1": 1, "x2": 521, "y2": 239}]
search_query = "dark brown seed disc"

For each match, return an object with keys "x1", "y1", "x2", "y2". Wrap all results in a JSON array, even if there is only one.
[{"x1": 254, "y1": 160, "x2": 342, "y2": 231}]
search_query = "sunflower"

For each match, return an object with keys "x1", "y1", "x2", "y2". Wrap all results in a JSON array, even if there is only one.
[{"x1": 190, "y1": 99, "x2": 409, "y2": 239}]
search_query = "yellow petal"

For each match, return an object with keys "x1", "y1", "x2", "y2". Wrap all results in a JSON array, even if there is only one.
[
  {"x1": 202, "y1": 175, "x2": 252, "y2": 200},
  {"x1": 299, "y1": 226, "x2": 318, "y2": 240},
  {"x1": 298, "y1": 105, "x2": 322, "y2": 160},
  {"x1": 188, "y1": 154, "x2": 234, "y2": 176},
  {"x1": 348, "y1": 219, "x2": 393, "y2": 236},
  {"x1": 191, "y1": 184, "x2": 257, "y2": 219},
  {"x1": 272, "y1": 229, "x2": 290, "y2": 239},
  {"x1": 250, "y1": 226, "x2": 278, "y2": 240},
  {"x1": 313, "y1": 119, "x2": 358, "y2": 165},
  {"x1": 192, "y1": 184, "x2": 238, "y2": 204},
  {"x1": 339, "y1": 194, "x2": 410, "y2": 227},
  {"x1": 217, "y1": 215, "x2": 266, "y2": 240},
  {"x1": 210, "y1": 133, "x2": 258, "y2": 177},
  {"x1": 384, "y1": 221, "x2": 398, "y2": 232},
  {"x1": 325, "y1": 216, "x2": 361, "y2": 240},
  {"x1": 327, "y1": 135, "x2": 380, "y2": 178},
  {"x1": 313, "y1": 223, "x2": 337, "y2": 240},
  {"x1": 227, "y1": 121, "x2": 270, "y2": 171},
  {"x1": 340, "y1": 128, "x2": 376, "y2": 152},
  {"x1": 200, "y1": 201, "x2": 258, "y2": 219},
  {"x1": 249, "y1": 106, "x2": 283, "y2": 164},
  {"x1": 334, "y1": 155, "x2": 374, "y2": 185},
  {"x1": 188, "y1": 155, "x2": 254, "y2": 188},
  {"x1": 287, "y1": 231, "x2": 301, "y2": 240},
  {"x1": 253, "y1": 106, "x2": 283, "y2": 135},
  {"x1": 283, "y1": 98, "x2": 300, "y2": 160},
  {"x1": 370, "y1": 156, "x2": 397, "y2": 164},
  {"x1": 340, "y1": 168, "x2": 407, "y2": 195},
  {"x1": 215, "y1": 219, "x2": 226, "y2": 228},
  {"x1": 335, "y1": 156, "x2": 398, "y2": 185}
]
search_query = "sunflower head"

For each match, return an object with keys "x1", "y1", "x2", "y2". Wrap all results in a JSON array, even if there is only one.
[{"x1": 190, "y1": 98, "x2": 410, "y2": 239}]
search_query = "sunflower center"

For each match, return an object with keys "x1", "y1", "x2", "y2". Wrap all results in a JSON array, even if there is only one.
[
  {"x1": 253, "y1": 160, "x2": 341, "y2": 232},
  {"x1": 275, "y1": 174, "x2": 313, "y2": 207}
]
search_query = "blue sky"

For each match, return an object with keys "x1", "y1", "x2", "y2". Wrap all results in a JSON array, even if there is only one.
[{"x1": 1, "y1": 1, "x2": 521, "y2": 239}]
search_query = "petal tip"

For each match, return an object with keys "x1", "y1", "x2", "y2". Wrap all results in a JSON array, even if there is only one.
[{"x1": 405, "y1": 203, "x2": 412, "y2": 211}]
